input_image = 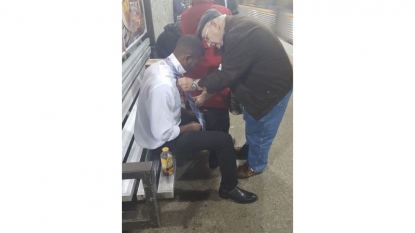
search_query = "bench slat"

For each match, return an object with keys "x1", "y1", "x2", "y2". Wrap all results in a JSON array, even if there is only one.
[
  {"x1": 122, "y1": 38, "x2": 150, "y2": 83},
  {"x1": 122, "y1": 68, "x2": 144, "y2": 123},
  {"x1": 122, "y1": 47, "x2": 151, "y2": 100},
  {"x1": 127, "y1": 140, "x2": 144, "y2": 163},
  {"x1": 122, "y1": 102, "x2": 137, "y2": 162}
]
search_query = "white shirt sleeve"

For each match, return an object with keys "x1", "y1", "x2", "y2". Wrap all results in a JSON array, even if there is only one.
[{"x1": 146, "y1": 84, "x2": 180, "y2": 142}]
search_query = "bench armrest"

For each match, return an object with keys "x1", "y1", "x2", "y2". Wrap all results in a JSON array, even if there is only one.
[{"x1": 122, "y1": 161, "x2": 153, "y2": 180}]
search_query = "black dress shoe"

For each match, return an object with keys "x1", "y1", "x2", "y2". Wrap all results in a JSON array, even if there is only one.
[{"x1": 219, "y1": 186, "x2": 258, "y2": 204}]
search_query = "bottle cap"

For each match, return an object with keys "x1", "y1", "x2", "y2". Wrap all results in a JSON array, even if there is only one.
[{"x1": 162, "y1": 147, "x2": 169, "y2": 152}]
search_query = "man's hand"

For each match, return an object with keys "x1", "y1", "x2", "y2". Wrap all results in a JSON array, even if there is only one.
[
  {"x1": 188, "y1": 122, "x2": 201, "y2": 131},
  {"x1": 194, "y1": 91, "x2": 213, "y2": 106},
  {"x1": 179, "y1": 121, "x2": 201, "y2": 134},
  {"x1": 177, "y1": 77, "x2": 194, "y2": 91}
]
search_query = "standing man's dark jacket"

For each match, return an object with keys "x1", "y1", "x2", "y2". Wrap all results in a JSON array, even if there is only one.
[{"x1": 197, "y1": 16, "x2": 293, "y2": 120}]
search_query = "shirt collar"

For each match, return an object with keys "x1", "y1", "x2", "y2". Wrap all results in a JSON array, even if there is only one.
[{"x1": 167, "y1": 53, "x2": 186, "y2": 75}]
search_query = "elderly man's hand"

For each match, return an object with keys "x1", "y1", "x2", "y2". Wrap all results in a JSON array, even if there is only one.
[
  {"x1": 194, "y1": 91, "x2": 209, "y2": 106},
  {"x1": 177, "y1": 77, "x2": 194, "y2": 91}
]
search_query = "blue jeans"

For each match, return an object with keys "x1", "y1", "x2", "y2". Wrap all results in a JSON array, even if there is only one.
[{"x1": 243, "y1": 89, "x2": 292, "y2": 172}]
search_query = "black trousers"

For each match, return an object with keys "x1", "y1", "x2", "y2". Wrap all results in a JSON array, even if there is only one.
[
  {"x1": 185, "y1": 105, "x2": 231, "y2": 167},
  {"x1": 156, "y1": 113, "x2": 237, "y2": 190},
  {"x1": 199, "y1": 106, "x2": 230, "y2": 133}
]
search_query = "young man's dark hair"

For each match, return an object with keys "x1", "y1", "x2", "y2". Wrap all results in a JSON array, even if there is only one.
[{"x1": 174, "y1": 34, "x2": 205, "y2": 58}]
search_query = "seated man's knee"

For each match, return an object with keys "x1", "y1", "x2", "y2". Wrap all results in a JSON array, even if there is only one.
[{"x1": 219, "y1": 132, "x2": 233, "y2": 146}]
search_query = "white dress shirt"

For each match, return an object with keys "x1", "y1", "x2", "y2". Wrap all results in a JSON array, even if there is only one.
[{"x1": 134, "y1": 54, "x2": 187, "y2": 149}]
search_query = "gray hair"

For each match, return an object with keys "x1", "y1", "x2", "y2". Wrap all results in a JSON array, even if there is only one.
[{"x1": 196, "y1": 9, "x2": 222, "y2": 40}]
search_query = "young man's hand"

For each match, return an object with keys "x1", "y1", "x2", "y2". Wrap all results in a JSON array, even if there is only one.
[
  {"x1": 187, "y1": 122, "x2": 201, "y2": 131},
  {"x1": 179, "y1": 121, "x2": 201, "y2": 134}
]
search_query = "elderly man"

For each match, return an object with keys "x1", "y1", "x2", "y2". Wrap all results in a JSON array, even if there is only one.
[
  {"x1": 178, "y1": 9, "x2": 293, "y2": 179},
  {"x1": 134, "y1": 35, "x2": 258, "y2": 204}
]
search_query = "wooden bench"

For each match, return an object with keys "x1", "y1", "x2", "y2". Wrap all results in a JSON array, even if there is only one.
[{"x1": 121, "y1": 39, "x2": 176, "y2": 231}]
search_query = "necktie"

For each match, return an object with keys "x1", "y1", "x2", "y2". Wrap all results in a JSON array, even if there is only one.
[{"x1": 165, "y1": 58, "x2": 206, "y2": 131}]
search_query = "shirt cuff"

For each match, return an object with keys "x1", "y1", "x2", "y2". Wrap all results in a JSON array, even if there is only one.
[{"x1": 197, "y1": 79, "x2": 213, "y2": 94}]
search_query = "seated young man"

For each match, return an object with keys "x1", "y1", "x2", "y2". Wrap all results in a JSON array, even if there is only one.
[{"x1": 134, "y1": 35, "x2": 257, "y2": 204}]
